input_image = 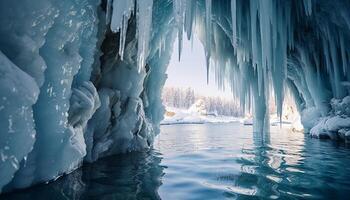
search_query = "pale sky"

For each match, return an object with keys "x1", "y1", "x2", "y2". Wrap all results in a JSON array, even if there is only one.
[{"x1": 165, "y1": 35, "x2": 233, "y2": 99}]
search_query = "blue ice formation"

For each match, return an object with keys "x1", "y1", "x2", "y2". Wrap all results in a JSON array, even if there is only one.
[{"x1": 0, "y1": 0, "x2": 349, "y2": 193}]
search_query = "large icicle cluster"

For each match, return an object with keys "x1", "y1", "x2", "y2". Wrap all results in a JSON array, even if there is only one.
[
  {"x1": 171, "y1": 0, "x2": 350, "y2": 134},
  {"x1": 0, "y1": 0, "x2": 350, "y2": 194}
]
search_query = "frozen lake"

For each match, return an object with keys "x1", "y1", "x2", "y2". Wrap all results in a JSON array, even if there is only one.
[{"x1": 2, "y1": 123, "x2": 350, "y2": 199}]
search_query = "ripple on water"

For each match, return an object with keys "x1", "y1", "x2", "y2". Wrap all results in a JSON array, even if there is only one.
[{"x1": 157, "y1": 123, "x2": 350, "y2": 199}]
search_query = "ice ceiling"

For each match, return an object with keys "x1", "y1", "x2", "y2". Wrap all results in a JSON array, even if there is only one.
[{"x1": 0, "y1": 0, "x2": 350, "y2": 193}]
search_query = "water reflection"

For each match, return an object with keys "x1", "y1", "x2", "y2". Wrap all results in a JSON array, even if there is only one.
[
  {"x1": 2, "y1": 124, "x2": 350, "y2": 200},
  {"x1": 232, "y1": 131, "x2": 275, "y2": 199},
  {"x1": 235, "y1": 129, "x2": 350, "y2": 199},
  {"x1": 236, "y1": 130, "x2": 316, "y2": 199},
  {"x1": 1, "y1": 150, "x2": 164, "y2": 200}
]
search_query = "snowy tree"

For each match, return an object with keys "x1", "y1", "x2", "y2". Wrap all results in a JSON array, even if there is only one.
[
  {"x1": 184, "y1": 87, "x2": 195, "y2": 108},
  {"x1": 162, "y1": 87, "x2": 241, "y2": 116}
]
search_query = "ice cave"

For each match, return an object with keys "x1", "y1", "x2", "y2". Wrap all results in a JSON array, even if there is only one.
[{"x1": 0, "y1": 0, "x2": 350, "y2": 197}]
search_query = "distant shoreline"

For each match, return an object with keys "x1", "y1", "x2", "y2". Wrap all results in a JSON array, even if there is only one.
[{"x1": 160, "y1": 121, "x2": 240, "y2": 126}]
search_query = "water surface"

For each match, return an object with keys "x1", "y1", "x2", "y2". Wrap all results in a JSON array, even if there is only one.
[
  {"x1": 2, "y1": 123, "x2": 350, "y2": 199},
  {"x1": 156, "y1": 123, "x2": 350, "y2": 199}
]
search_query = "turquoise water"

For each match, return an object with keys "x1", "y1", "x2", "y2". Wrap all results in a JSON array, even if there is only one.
[{"x1": 2, "y1": 123, "x2": 350, "y2": 199}]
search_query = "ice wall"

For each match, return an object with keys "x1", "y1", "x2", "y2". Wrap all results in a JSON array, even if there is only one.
[
  {"x1": 0, "y1": 0, "x2": 175, "y2": 193},
  {"x1": 0, "y1": 0, "x2": 350, "y2": 194},
  {"x1": 0, "y1": 0, "x2": 101, "y2": 191},
  {"x1": 83, "y1": 0, "x2": 176, "y2": 163}
]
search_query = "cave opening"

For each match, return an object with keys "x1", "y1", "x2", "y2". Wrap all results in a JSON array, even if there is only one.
[
  {"x1": 161, "y1": 33, "x2": 301, "y2": 130},
  {"x1": 162, "y1": 35, "x2": 243, "y2": 123}
]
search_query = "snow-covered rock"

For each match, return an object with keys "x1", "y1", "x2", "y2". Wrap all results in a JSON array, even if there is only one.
[
  {"x1": 310, "y1": 96, "x2": 350, "y2": 140},
  {"x1": 242, "y1": 118, "x2": 253, "y2": 126}
]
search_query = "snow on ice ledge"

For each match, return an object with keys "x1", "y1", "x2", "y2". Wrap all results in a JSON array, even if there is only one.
[
  {"x1": 310, "y1": 96, "x2": 350, "y2": 140},
  {"x1": 0, "y1": 0, "x2": 350, "y2": 194}
]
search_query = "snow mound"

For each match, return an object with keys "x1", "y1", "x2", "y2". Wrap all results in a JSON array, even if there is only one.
[{"x1": 310, "y1": 97, "x2": 350, "y2": 140}]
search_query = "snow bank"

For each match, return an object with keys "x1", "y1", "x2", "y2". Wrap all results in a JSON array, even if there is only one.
[
  {"x1": 310, "y1": 96, "x2": 350, "y2": 140},
  {"x1": 161, "y1": 106, "x2": 241, "y2": 125}
]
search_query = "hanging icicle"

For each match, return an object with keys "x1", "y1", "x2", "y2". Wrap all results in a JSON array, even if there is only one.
[
  {"x1": 136, "y1": 0, "x2": 153, "y2": 72},
  {"x1": 205, "y1": 0, "x2": 212, "y2": 84},
  {"x1": 110, "y1": 0, "x2": 135, "y2": 60}
]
